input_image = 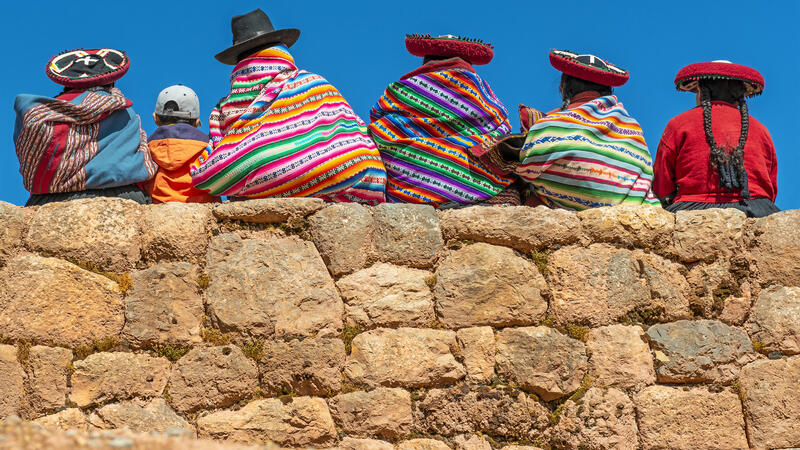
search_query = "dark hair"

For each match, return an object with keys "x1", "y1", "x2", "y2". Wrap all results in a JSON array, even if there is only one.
[
  {"x1": 698, "y1": 79, "x2": 750, "y2": 198},
  {"x1": 560, "y1": 74, "x2": 612, "y2": 110},
  {"x1": 60, "y1": 83, "x2": 115, "y2": 95},
  {"x1": 423, "y1": 55, "x2": 459, "y2": 64},
  {"x1": 236, "y1": 42, "x2": 280, "y2": 63},
  {"x1": 157, "y1": 100, "x2": 197, "y2": 126}
]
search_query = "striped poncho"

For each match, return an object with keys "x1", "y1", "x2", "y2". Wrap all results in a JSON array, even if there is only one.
[
  {"x1": 368, "y1": 64, "x2": 513, "y2": 206},
  {"x1": 190, "y1": 46, "x2": 386, "y2": 203},
  {"x1": 517, "y1": 95, "x2": 659, "y2": 210}
]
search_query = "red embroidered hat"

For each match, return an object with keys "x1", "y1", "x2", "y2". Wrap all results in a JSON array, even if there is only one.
[
  {"x1": 549, "y1": 49, "x2": 629, "y2": 87},
  {"x1": 46, "y1": 49, "x2": 130, "y2": 88},
  {"x1": 406, "y1": 34, "x2": 494, "y2": 65},
  {"x1": 675, "y1": 60, "x2": 764, "y2": 97}
]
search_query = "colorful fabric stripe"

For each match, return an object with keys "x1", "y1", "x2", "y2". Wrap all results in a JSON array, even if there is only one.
[
  {"x1": 190, "y1": 45, "x2": 386, "y2": 203},
  {"x1": 517, "y1": 95, "x2": 659, "y2": 210},
  {"x1": 368, "y1": 67, "x2": 513, "y2": 206}
]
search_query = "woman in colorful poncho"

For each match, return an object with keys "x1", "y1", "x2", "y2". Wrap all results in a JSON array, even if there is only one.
[
  {"x1": 190, "y1": 9, "x2": 386, "y2": 203},
  {"x1": 368, "y1": 34, "x2": 517, "y2": 207},
  {"x1": 652, "y1": 61, "x2": 778, "y2": 217}
]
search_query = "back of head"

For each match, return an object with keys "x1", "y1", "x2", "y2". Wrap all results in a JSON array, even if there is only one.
[
  {"x1": 155, "y1": 85, "x2": 200, "y2": 126},
  {"x1": 698, "y1": 79, "x2": 747, "y2": 104},
  {"x1": 560, "y1": 74, "x2": 613, "y2": 109}
]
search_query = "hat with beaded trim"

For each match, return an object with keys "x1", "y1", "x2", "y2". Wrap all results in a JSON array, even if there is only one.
[
  {"x1": 549, "y1": 49, "x2": 629, "y2": 87},
  {"x1": 674, "y1": 60, "x2": 764, "y2": 97},
  {"x1": 46, "y1": 48, "x2": 130, "y2": 88},
  {"x1": 406, "y1": 34, "x2": 495, "y2": 65}
]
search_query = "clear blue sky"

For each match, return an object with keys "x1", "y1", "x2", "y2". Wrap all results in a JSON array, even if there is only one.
[{"x1": 3, "y1": 1, "x2": 798, "y2": 208}]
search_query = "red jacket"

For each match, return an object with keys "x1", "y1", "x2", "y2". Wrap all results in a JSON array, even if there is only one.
[{"x1": 653, "y1": 101, "x2": 777, "y2": 203}]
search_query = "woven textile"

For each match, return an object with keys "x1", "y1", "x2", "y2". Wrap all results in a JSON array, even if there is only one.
[
  {"x1": 191, "y1": 45, "x2": 386, "y2": 203},
  {"x1": 369, "y1": 67, "x2": 513, "y2": 205},
  {"x1": 517, "y1": 95, "x2": 659, "y2": 210},
  {"x1": 14, "y1": 88, "x2": 156, "y2": 194}
]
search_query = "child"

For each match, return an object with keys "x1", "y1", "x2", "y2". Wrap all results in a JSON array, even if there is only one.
[{"x1": 145, "y1": 85, "x2": 218, "y2": 203}]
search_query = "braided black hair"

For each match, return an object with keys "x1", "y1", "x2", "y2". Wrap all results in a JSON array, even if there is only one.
[
  {"x1": 699, "y1": 79, "x2": 750, "y2": 198},
  {"x1": 559, "y1": 74, "x2": 612, "y2": 111}
]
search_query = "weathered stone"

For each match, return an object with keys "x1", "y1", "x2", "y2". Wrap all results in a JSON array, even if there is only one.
[
  {"x1": 27, "y1": 346, "x2": 72, "y2": 414},
  {"x1": 673, "y1": 209, "x2": 746, "y2": 263},
  {"x1": 70, "y1": 352, "x2": 170, "y2": 408},
  {"x1": 33, "y1": 408, "x2": 95, "y2": 432},
  {"x1": 327, "y1": 387, "x2": 412, "y2": 439},
  {"x1": 414, "y1": 385, "x2": 549, "y2": 441},
  {"x1": 739, "y1": 357, "x2": 800, "y2": 449},
  {"x1": 344, "y1": 328, "x2": 465, "y2": 388},
  {"x1": 453, "y1": 434, "x2": 492, "y2": 450},
  {"x1": 746, "y1": 285, "x2": 800, "y2": 355},
  {"x1": 197, "y1": 397, "x2": 337, "y2": 447},
  {"x1": 578, "y1": 204, "x2": 674, "y2": 251},
  {"x1": 259, "y1": 338, "x2": 345, "y2": 396},
  {"x1": 0, "y1": 201, "x2": 25, "y2": 266},
  {"x1": 169, "y1": 346, "x2": 258, "y2": 413},
  {"x1": 372, "y1": 203, "x2": 443, "y2": 268},
  {"x1": 0, "y1": 345, "x2": 24, "y2": 418},
  {"x1": 586, "y1": 325, "x2": 655, "y2": 389},
  {"x1": 0, "y1": 254, "x2": 124, "y2": 347},
  {"x1": 635, "y1": 386, "x2": 748, "y2": 450},
  {"x1": 456, "y1": 327, "x2": 495, "y2": 383},
  {"x1": 548, "y1": 244, "x2": 689, "y2": 327},
  {"x1": 750, "y1": 209, "x2": 800, "y2": 286},
  {"x1": 309, "y1": 203, "x2": 375, "y2": 276},
  {"x1": 336, "y1": 263, "x2": 435, "y2": 328},
  {"x1": 89, "y1": 398, "x2": 194, "y2": 435},
  {"x1": 25, "y1": 197, "x2": 142, "y2": 271},
  {"x1": 213, "y1": 198, "x2": 326, "y2": 223},
  {"x1": 140, "y1": 203, "x2": 212, "y2": 262},
  {"x1": 684, "y1": 259, "x2": 751, "y2": 319},
  {"x1": 206, "y1": 234, "x2": 342, "y2": 339},
  {"x1": 122, "y1": 262, "x2": 204, "y2": 347},
  {"x1": 434, "y1": 243, "x2": 547, "y2": 328},
  {"x1": 647, "y1": 320, "x2": 757, "y2": 383},
  {"x1": 719, "y1": 291, "x2": 751, "y2": 326},
  {"x1": 439, "y1": 205, "x2": 583, "y2": 252},
  {"x1": 550, "y1": 387, "x2": 638, "y2": 450},
  {"x1": 337, "y1": 437, "x2": 395, "y2": 450},
  {"x1": 397, "y1": 439, "x2": 451, "y2": 450}
]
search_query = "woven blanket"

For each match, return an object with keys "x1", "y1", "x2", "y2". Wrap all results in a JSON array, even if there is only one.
[
  {"x1": 14, "y1": 88, "x2": 156, "y2": 194},
  {"x1": 190, "y1": 46, "x2": 386, "y2": 203},
  {"x1": 517, "y1": 95, "x2": 659, "y2": 210},
  {"x1": 368, "y1": 67, "x2": 513, "y2": 205}
]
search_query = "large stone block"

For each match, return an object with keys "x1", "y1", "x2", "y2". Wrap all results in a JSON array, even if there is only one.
[
  {"x1": 213, "y1": 198, "x2": 326, "y2": 223},
  {"x1": 336, "y1": 263, "x2": 435, "y2": 329},
  {"x1": 0, "y1": 344, "x2": 25, "y2": 418},
  {"x1": 196, "y1": 397, "x2": 337, "y2": 447},
  {"x1": 33, "y1": 408, "x2": 95, "y2": 432},
  {"x1": 344, "y1": 328, "x2": 465, "y2": 388},
  {"x1": 338, "y1": 437, "x2": 395, "y2": 450},
  {"x1": 577, "y1": 204, "x2": 674, "y2": 251},
  {"x1": 739, "y1": 357, "x2": 800, "y2": 449},
  {"x1": 140, "y1": 203, "x2": 212, "y2": 262},
  {"x1": 495, "y1": 327, "x2": 587, "y2": 401},
  {"x1": 586, "y1": 324, "x2": 654, "y2": 389},
  {"x1": 205, "y1": 234, "x2": 342, "y2": 339},
  {"x1": 454, "y1": 435, "x2": 492, "y2": 450},
  {"x1": 70, "y1": 352, "x2": 170, "y2": 408},
  {"x1": 308, "y1": 203, "x2": 375, "y2": 277},
  {"x1": 635, "y1": 386, "x2": 748, "y2": 450},
  {"x1": 550, "y1": 387, "x2": 638, "y2": 450},
  {"x1": 25, "y1": 197, "x2": 142, "y2": 271},
  {"x1": 438, "y1": 205, "x2": 583, "y2": 252},
  {"x1": 647, "y1": 320, "x2": 756, "y2": 383},
  {"x1": 456, "y1": 327, "x2": 496, "y2": 384},
  {"x1": 122, "y1": 262, "x2": 204, "y2": 348},
  {"x1": 259, "y1": 338, "x2": 345, "y2": 396},
  {"x1": 27, "y1": 346, "x2": 72, "y2": 414},
  {"x1": 749, "y1": 209, "x2": 800, "y2": 286},
  {"x1": 169, "y1": 346, "x2": 258, "y2": 413},
  {"x1": 397, "y1": 439, "x2": 451, "y2": 450},
  {"x1": 0, "y1": 201, "x2": 25, "y2": 266},
  {"x1": 327, "y1": 387, "x2": 413, "y2": 439},
  {"x1": 88, "y1": 398, "x2": 194, "y2": 435},
  {"x1": 434, "y1": 243, "x2": 547, "y2": 328},
  {"x1": 746, "y1": 285, "x2": 800, "y2": 355},
  {"x1": 0, "y1": 254, "x2": 124, "y2": 347},
  {"x1": 372, "y1": 203, "x2": 443, "y2": 268},
  {"x1": 673, "y1": 208, "x2": 746, "y2": 263},
  {"x1": 685, "y1": 259, "x2": 745, "y2": 318}
]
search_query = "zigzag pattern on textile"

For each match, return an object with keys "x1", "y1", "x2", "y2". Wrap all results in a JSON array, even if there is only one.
[
  {"x1": 518, "y1": 95, "x2": 659, "y2": 210},
  {"x1": 369, "y1": 68, "x2": 513, "y2": 206},
  {"x1": 191, "y1": 46, "x2": 386, "y2": 203}
]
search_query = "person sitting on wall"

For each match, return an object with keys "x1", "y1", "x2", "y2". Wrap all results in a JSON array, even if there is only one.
[
  {"x1": 190, "y1": 9, "x2": 386, "y2": 203},
  {"x1": 473, "y1": 49, "x2": 659, "y2": 210},
  {"x1": 368, "y1": 34, "x2": 519, "y2": 207},
  {"x1": 14, "y1": 49, "x2": 158, "y2": 206},
  {"x1": 652, "y1": 60, "x2": 778, "y2": 217}
]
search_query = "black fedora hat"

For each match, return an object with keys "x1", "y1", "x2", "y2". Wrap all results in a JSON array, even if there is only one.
[{"x1": 215, "y1": 9, "x2": 300, "y2": 65}]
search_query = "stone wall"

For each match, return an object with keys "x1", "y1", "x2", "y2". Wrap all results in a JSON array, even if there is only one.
[{"x1": 0, "y1": 197, "x2": 798, "y2": 449}]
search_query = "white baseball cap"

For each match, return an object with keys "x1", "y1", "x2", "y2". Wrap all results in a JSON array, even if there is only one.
[{"x1": 155, "y1": 84, "x2": 200, "y2": 119}]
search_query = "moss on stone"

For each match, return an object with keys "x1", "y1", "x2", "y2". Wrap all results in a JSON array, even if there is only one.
[
  {"x1": 239, "y1": 339, "x2": 265, "y2": 361},
  {"x1": 341, "y1": 323, "x2": 363, "y2": 355},
  {"x1": 530, "y1": 249, "x2": 550, "y2": 276},
  {"x1": 200, "y1": 327, "x2": 231, "y2": 346},
  {"x1": 152, "y1": 344, "x2": 192, "y2": 362}
]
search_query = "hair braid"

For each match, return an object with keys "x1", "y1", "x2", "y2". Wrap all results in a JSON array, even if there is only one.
[{"x1": 700, "y1": 84, "x2": 751, "y2": 198}]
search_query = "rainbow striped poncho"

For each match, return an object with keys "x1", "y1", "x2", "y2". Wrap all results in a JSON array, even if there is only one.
[
  {"x1": 368, "y1": 66, "x2": 513, "y2": 206},
  {"x1": 190, "y1": 46, "x2": 386, "y2": 203},
  {"x1": 518, "y1": 95, "x2": 659, "y2": 210}
]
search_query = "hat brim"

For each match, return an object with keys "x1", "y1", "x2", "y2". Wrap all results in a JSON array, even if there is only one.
[
  {"x1": 406, "y1": 37, "x2": 494, "y2": 65},
  {"x1": 674, "y1": 62, "x2": 764, "y2": 97},
  {"x1": 549, "y1": 50, "x2": 629, "y2": 87},
  {"x1": 215, "y1": 28, "x2": 300, "y2": 65}
]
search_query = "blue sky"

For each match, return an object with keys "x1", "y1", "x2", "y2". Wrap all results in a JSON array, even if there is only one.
[{"x1": 2, "y1": 1, "x2": 798, "y2": 208}]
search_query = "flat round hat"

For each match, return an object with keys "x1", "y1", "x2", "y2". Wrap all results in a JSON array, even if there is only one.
[
  {"x1": 674, "y1": 60, "x2": 764, "y2": 97},
  {"x1": 549, "y1": 49, "x2": 629, "y2": 87},
  {"x1": 46, "y1": 48, "x2": 130, "y2": 88},
  {"x1": 406, "y1": 34, "x2": 494, "y2": 65}
]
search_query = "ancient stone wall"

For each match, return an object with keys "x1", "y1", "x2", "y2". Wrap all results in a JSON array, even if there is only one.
[{"x1": 0, "y1": 197, "x2": 798, "y2": 449}]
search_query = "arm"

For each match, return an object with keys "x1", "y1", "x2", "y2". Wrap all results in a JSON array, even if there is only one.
[
  {"x1": 767, "y1": 133, "x2": 778, "y2": 202},
  {"x1": 652, "y1": 134, "x2": 679, "y2": 205}
]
